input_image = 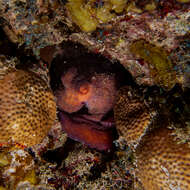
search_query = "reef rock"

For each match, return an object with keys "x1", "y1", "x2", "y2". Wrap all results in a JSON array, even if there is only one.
[{"x1": 0, "y1": 0, "x2": 189, "y2": 88}]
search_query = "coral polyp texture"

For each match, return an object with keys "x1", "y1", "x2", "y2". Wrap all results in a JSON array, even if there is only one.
[
  {"x1": 135, "y1": 127, "x2": 190, "y2": 190},
  {"x1": 114, "y1": 86, "x2": 156, "y2": 148},
  {"x1": 0, "y1": 69, "x2": 56, "y2": 147},
  {"x1": 114, "y1": 86, "x2": 190, "y2": 189}
]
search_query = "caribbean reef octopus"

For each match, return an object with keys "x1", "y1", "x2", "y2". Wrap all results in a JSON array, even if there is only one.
[{"x1": 49, "y1": 41, "x2": 133, "y2": 151}]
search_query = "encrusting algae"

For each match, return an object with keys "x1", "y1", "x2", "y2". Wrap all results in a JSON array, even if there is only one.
[
  {"x1": 66, "y1": 0, "x2": 128, "y2": 32},
  {"x1": 0, "y1": 148, "x2": 38, "y2": 189},
  {"x1": 129, "y1": 39, "x2": 177, "y2": 91}
]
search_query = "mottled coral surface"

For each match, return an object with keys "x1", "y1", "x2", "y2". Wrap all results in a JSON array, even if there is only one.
[
  {"x1": 0, "y1": 68, "x2": 56, "y2": 147},
  {"x1": 136, "y1": 127, "x2": 190, "y2": 190}
]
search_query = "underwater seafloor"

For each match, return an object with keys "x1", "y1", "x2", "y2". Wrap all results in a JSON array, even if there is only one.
[{"x1": 0, "y1": 0, "x2": 190, "y2": 190}]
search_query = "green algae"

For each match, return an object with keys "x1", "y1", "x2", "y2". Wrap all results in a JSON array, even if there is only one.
[
  {"x1": 130, "y1": 39, "x2": 176, "y2": 90},
  {"x1": 0, "y1": 153, "x2": 9, "y2": 167}
]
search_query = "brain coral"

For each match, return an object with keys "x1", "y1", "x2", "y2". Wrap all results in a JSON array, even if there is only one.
[
  {"x1": 114, "y1": 86, "x2": 190, "y2": 190},
  {"x1": 136, "y1": 127, "x2": 190, "y2": 190},
  {"x1": 114, "y1": 86, "x2": 156, "y2": 148},
  {"x1": 0, "y1": 69, "x2": 56, "y2": 147}
]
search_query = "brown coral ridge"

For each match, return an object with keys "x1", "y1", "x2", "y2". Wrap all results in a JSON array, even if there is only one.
[
  {"x1": 0, "y1": 69, "x2": 56, "y2": 147},
  {"x1": 114, "y1": 86, "x2": 190, "y2": 190},
  {"x1": 49, "y1": 41, "x2": 133, "y2": 151},
  {"x1": 135, "y1": 127, "x2": 190, "y2": 190},
  {"x1": 114, "y1": 86, "x2": 156, "y2": 148}
]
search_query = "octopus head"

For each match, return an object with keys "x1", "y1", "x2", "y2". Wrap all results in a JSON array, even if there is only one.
[{"x1": 50, "y1": 41, "x2": 133, "y2": 151}]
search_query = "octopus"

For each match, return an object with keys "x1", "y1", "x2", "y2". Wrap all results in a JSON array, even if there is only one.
[
  {"x1": 0, "y1": 68, "x2": 56, "y2": 147},
  {"x1": 57, "y1": 68, "x2": 116, "y2": 151},
  {"x1": 49, "y1": 41, "x2": 133, "y2": 151},
  {"x1": 114, "y1": 86, "x2": 190, "y2": 190}
]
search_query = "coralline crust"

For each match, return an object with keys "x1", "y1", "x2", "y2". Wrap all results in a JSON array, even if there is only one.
[
  {"x1": 0, "y1": 69, "x2": 56, "y2": 147},
  {"x1": 135, "y1": 127, "x2": 190, "y2": 190},
  {"x1": 114, "y1": 86, "x2": 155, "y2": 148}
]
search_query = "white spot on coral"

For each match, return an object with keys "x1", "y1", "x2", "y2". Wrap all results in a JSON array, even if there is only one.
[
  {"x1": 161, "y1": 165, "x2": 170, "y2": 177},
  {"x1": 11, "y1": 123, "x2": 19, "y2": 129}
]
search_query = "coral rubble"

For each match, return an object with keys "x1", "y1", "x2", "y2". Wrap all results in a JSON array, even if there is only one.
[{"x1": 0, "y1": 149, "x2": 37, "y2": 189}]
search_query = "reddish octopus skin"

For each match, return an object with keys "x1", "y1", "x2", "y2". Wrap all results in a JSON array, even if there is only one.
[
  {"x1": 57, "y1": 67, "x2": 117, "y2": 116},
  {"x1": 58, "y1": 112, "x2": 114, "y2": 151},
  {"x1": 56, "y1": 67, "x2": 117, "y2": 151}
]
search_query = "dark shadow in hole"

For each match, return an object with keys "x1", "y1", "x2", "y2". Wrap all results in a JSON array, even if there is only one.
[
  {"x1": 49, "y1": 41, "x2": 136, "y2": 93},
  {"x1": 42, "y1": 138, "x2": 77, "y2": 167},
  {"x1": 47, "y1": 41, "x2": 135, "y2": 168}
]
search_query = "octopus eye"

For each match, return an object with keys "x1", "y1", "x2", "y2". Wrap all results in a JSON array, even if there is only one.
[
  {"x1": 79, "y1": 83, "x2": 89, "y2": 94},
  {"x1": 73, "y1": 76, "x2": 90, "y2": 95}
]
